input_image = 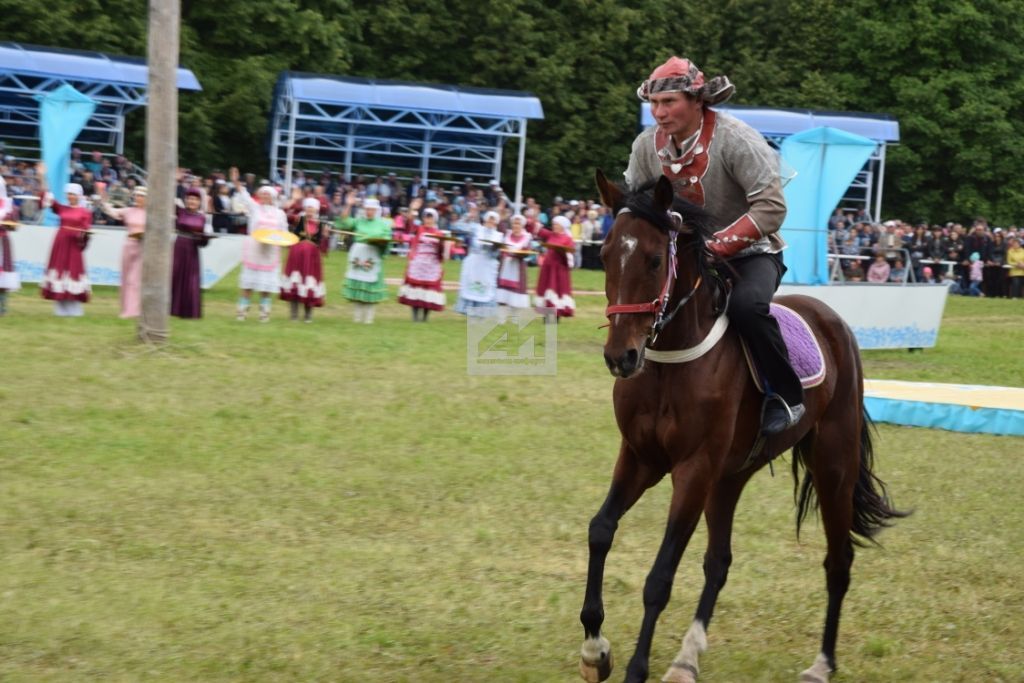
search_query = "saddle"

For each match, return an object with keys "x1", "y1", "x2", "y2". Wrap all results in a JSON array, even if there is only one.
[{"x1": 740, "y1": 303, "x2": 826, "y2": 394}]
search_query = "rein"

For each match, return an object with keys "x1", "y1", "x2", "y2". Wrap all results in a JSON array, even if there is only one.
[{"x1": 604, "y1": 207, "x2": 729, "y2": 361}]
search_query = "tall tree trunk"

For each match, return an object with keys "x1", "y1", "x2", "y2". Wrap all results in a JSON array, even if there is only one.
[{"x1": 138, "y1": 0, "x2": 180, "y2": 344}]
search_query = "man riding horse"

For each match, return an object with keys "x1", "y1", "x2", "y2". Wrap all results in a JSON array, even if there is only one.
[{"x1": 625, "y1": 56, "x2": 804, "y2": 434}]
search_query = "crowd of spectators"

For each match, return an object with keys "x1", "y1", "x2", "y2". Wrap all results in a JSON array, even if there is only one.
[
  {"x1": 827, "y1": 208, "x2": 1024, "y2": 297},
  {"x1": 2, "y1": 152, "x2": 615, "y2": 268},
  {"x1": 3, "y1": 148, "x2": 1023, "y2": 294}
]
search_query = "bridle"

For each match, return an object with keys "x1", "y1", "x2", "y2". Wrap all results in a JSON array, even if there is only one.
[{"x1": 604, "y1": 207, "x2": 705, "y2": 345}]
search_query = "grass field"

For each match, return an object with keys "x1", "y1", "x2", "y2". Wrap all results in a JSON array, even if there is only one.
[{"x1": 1, "y1": 256, "x2": 1022, "y2": 682}]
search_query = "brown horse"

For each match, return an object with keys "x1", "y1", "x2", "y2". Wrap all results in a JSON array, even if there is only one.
[{"x1": 579, "y1": 171, "x2": 906, "y2": 683}]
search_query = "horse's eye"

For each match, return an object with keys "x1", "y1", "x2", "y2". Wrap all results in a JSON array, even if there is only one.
[{"x1": 648, "y1": 255, "x2": 662, "y2": 271}]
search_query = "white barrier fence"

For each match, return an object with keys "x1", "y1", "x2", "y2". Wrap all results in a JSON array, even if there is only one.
[
  {"x1": 9, "y1": 223, "x2": 243, "y2": 289},
  {"x1": 778, "y1": 283, "x2": 950, "y2": 349}
]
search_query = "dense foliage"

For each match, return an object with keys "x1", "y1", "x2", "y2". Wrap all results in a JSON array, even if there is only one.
[{"x1": 3, "y1": 0, "x2": 1024, "y2": 222}]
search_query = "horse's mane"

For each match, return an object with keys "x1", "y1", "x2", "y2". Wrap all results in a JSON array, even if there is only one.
[{"x1": 619, "y1": 180, "x2": 717, "y2": 243}]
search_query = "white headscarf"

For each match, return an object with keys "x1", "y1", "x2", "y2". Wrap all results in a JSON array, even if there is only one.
[
  {"x1": 302, "y1": 197, "x2": 320, "y2": 211},
  {"x1": 65, "y1": 183, "x2": 84, "y2": 197},
  {"x1": 552, "y1": 215, "x2": 571, "y2": 230},
  {"x1": 483, "y1": 211, "x2": 500, "y2": 223},
  {"x1": 257, "y1": 185, "x2": 278, "y2": 200}
]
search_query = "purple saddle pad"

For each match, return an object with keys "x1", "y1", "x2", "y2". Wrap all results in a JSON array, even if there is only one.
[{"x1": 743, "y1": 303, "x2": 826, "y2": 392}]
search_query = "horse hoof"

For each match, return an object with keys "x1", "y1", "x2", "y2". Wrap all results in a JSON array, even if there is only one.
[
  {"x1": 798, "y1": 674, "x2": 828, "y2": 683},
  {"x1": 798, "y1": 653, "x2": 833, "y2": 682},
  {"x1": 579, "y1": 638, "x2": 613, "y2": 682},
  {"x1": 661, "y1": 660, "x2": 698, "y2": 683}
]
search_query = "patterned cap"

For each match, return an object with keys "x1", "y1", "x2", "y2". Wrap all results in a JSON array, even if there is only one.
[{"x1": 637, "y1": 56, "x2": 735, "y2": 106}]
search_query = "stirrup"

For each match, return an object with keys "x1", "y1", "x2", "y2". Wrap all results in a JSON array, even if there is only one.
[{"x1": 761, "y1": 394, "x2": 805, "y2": 435}]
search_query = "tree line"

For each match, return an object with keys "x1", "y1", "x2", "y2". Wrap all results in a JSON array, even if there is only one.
[{"x1": 3, "y1": 0, "x2": 1024, "y2": 224}]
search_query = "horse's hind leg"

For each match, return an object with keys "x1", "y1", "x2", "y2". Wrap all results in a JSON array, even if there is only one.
[
  {"x1": 660, "y1": 471, "x2": 753, "y2": 683},
  {"x1": 580, "y1": 442, "x2": 663, "y2": 682},
  {"x1": 798, "y1": 422, "x2": 858, "y2": 683}
]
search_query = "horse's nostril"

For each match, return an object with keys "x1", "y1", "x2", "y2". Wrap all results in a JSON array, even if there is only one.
[{"x1": 624, "y1": 349, "x2": 639, "y2": 369}]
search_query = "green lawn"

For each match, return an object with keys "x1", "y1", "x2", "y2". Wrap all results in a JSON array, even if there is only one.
[{"x1": 0, "y1": 261, "x2": 1021, "y2": 682}]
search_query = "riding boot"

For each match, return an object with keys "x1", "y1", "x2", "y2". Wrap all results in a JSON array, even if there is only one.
[
  {"x1": 762, "y1": 395, "x2": 807, "y2": 435},
  {"x1": 422, "y1": 309, "x2": 430, "y2": 322},
  {"x1": 304, "y1": 304, "x2": 313, "y2": 323},
  {"x1": 290, "y1": 300, "x2": 300, "y2": 321}
]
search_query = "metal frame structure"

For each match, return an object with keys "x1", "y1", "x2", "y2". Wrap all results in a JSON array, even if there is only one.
[
  {"x1": 641, "y1": 103, "x2": 899, "y2": 221},
  {"x1": 0, "y1": 42, "x2": 201, "y2": 157},
  {"x1": 268, "y1": 72, "x2": 544, "y2": 209}
]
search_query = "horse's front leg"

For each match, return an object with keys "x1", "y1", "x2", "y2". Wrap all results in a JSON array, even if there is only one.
[
  {"x1": 580, "y1": 442, "x2": 662, "y2": 683},
  {"x1": 624, "y1": 457, "x2": 712, "y2": 683},
  {"x1": 660, "y1": 471, "x2": 753, "y2": 683}
]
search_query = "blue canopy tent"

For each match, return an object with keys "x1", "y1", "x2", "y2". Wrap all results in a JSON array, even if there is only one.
[
  {"x1": 268, "y1": 72, "x2": 544, "y2": 208},
  {"x1": 640, "y1": 103, "x2": 899, "y2": 222},
  {"x1": 778, "y1": 127, "x2": 878, "y2": 284},
  {"x1": 0, "y1": 42, "x2": 201, "y2": 159}
]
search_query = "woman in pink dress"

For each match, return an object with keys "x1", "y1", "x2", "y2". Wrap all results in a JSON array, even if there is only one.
[
  {"x1": 496, "y1": 214, "x2": 533, "y2": 319},
  {"x1": 38, "y1": 164, "x2": 92, "y2": 316},
  {"x1": 280, "y1": 197, "x2": 326, "y2": 322},
  {"x1": 100, "y1": 186, "x2": 147, "y2": 318},
  {"x1": 398, "y1": 200, "x2": 447, "y2": 321},
  {"x1": 533, "y1": 215, "x2": 576, "y2": 319}
]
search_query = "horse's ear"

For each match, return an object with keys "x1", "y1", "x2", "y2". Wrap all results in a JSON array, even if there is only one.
[
  {"x1": 653, "y1": 175, "x2": 674, "y2": 211},
  {"x1": 595, "y1": 169, "x2": 622, "y2": 210}
]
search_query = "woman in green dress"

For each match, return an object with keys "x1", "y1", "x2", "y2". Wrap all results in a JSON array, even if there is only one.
[{"x1": 337, "y1": 193, "x2": 392, "y2": 324}]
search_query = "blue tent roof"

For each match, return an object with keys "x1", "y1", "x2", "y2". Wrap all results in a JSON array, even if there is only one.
[
  {"x1": 283, "y1": 73, "x2": 543, "y2": 120},
  {"x1": 269, "y1": 72, "x2": 543, "y2": 199},
  {"x1": 0, "y1": 42, "x2": 201, "y2": 91},
  {"x1": 640, "y1": 103, "x2": 899, "y2": 142}
]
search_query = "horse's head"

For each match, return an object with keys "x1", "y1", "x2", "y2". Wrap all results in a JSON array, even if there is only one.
[{"x1": 596, "y1": 170, "x2": 714, "y2": 378}]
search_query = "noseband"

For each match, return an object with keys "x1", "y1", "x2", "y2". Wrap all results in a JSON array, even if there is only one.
[{"x1": 604, "y1": 208, "x2": 703, "y2": 345}]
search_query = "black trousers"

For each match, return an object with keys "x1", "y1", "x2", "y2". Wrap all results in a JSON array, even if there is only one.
[{"x1": 728, "y1": 252, "x2": 804, "y2": 406}]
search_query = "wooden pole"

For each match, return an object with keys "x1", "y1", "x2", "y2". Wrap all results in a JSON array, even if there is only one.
[{"x1": 138, "y1": 0, "x2": 180, "y2": 344}]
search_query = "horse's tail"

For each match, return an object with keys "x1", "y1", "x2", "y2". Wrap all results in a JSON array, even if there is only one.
[{"x1": 793, "y1": 408, "x2": 910, "y2": 546}]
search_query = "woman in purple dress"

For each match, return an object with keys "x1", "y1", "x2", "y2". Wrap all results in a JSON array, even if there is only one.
[{"x1": 170, "y1": 188, "x2": 209, "y2": 318}]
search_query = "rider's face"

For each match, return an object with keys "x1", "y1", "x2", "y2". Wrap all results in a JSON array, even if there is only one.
[{"x1": 649, "y1": 92, "x2": 703, "y2": 140}]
